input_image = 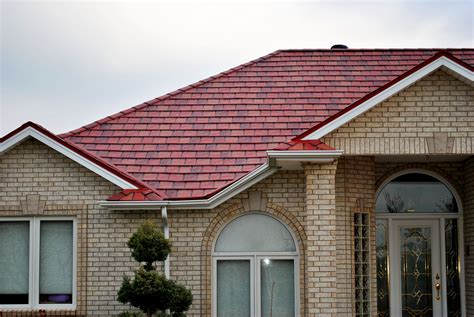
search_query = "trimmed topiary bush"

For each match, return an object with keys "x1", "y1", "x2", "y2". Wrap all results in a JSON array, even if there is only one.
[{"x1": 118, "y1": 220, "x2": 192, "y2": 317}]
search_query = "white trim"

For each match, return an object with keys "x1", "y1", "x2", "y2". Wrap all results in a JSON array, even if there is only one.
[
  {"x1": 101, "y1": 163, "x2": 279, "y2": 210},
  {"x1": 0, "y1": 127, "x2": 138, "y2": 189},
  {"x1": 0, "y1": 217, "x2": 77, "y2": 311},
  {"x1": 302, "y1": 56, "x2": 474, "y2": 140},
  {"x1": 161, "y1": 206, "x2": 170, "y2": 279},
  {"x1": 266, "y1": 150, "x2": 343, "y2": 162}
]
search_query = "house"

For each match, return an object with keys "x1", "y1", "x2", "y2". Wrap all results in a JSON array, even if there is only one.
[{"x1": 1, "y1": 48, "x2": 473, "y2": 316}]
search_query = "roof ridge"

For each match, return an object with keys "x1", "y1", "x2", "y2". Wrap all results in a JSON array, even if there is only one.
[
  {"x1": 279, "y1": 48, "x2": 474, "y2": 52},
  {"x1": 59, "y1": 50, "x2": 283, "y2": 138}
]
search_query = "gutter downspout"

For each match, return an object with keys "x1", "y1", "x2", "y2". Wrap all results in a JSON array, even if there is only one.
[{"x1": 161, "y1": 206, "x2": 170, "y2": 279}]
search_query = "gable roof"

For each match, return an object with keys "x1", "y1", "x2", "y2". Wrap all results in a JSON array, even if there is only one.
[
  {"x1": 0, "y1": 122, "x2": 162, "y2": 194},
  {"x1": 59, "y1": 48, "x2": 474, "y2": 200},
  {"x1": 295, "y1": 51, "x2": 474, "y2": 141}
]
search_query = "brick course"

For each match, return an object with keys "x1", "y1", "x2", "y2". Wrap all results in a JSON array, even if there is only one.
[{"x1": 321, "y1": 70, "x2": 474, "y2": 155}]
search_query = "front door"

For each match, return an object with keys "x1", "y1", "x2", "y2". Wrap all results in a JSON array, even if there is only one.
[{"x1": 390, "y1": 219, "x2": 442, "y2": 317}]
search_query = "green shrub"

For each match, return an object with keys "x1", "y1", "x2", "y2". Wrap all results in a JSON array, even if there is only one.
[
  {"x1": 118, "y1": 220, "x2": 192, "y2": 317},
  {"x1": 127, "y1": 220, "x2": 171, "y2": 271}
]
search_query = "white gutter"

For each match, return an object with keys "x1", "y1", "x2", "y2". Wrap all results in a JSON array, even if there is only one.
[
  {"x1": 100, "y1": 150, "x2": 343, "y2": 210},
  {"x1": 266, "y1": 150, "x2": 343, "y2": 162},
  {"x1": 161, "y1": 206, "x2": 170, "y2": 279}
]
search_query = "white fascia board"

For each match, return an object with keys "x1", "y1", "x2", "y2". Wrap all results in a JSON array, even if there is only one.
[
  {"x1": 267, "y1": 150, "x2": 343, "y2": 162},
  {"x1": 100, "y1": 163, "x2": 279, "y2": 210},
  {"x1": 302, "y1": 56, "x2": 474, "y2": 140},
  {"x1": 0, "y1": 127, "x2": 138, "y2": 189}
]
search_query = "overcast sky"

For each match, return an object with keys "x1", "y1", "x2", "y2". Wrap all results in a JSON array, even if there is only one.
[{"x1": 1, "y1": 0, "x2": 473, "y2": 135}]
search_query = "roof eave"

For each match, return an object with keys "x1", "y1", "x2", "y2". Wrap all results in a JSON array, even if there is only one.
[{"x1": 100, "y1": 149, "x2": 344, "y2": 210}]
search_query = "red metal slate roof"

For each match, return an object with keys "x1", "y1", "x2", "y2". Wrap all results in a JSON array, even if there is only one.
[
  {"x1": 1, "y1": 122, "x2": 162, "y2": 197},
  {"x1": 60, "y1": 49, "x2": 474, "y2": 200}
]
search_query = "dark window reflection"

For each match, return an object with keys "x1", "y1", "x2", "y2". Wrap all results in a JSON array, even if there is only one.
[{"x1": 376, "y1": 173, "x2": 458, "y2": 213}]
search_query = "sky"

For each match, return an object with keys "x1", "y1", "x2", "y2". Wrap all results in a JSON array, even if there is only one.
[{"x1": 1, "y1": 0, "x2": 473, "y2": 135}]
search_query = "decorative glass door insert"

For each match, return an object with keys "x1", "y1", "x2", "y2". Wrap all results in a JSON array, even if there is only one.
[{"x1": 391, "y1": 220, "x2": 442, "y2": 317}]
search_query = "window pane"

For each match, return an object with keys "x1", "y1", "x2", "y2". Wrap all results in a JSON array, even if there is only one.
[
  {"x1": 376, "y1": 219, "x2": 389, "y2": 317},
  {"x1": 217, "y1": 260, "x2": 250, "y2": 317},
  {"x1": 0, "y1": 221, "x2": 29, "y2": 304},
  {"x1": 215, "y1": 214, "x2": 296, "y2": 252},
  {"x1": 261, "y1": 259, "x2": 294, "y2": 317},
  {"x1": 39, "y1": 221, "x2": 73, "y2": 304},
  {"x1": 445, "y1": 219, "x2": 461, "y2": 316},
  {"x1": 376, "y1": 173, "x2": 458, "y2": 213}
]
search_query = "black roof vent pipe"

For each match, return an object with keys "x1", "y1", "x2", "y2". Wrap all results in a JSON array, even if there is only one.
[{"x1": 331, "y1": 44, "x2": 348, "y2": 49}]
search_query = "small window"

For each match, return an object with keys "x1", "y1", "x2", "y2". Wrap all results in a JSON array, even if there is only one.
[
  {"x1": 0, "y1": 218, "x2": 76, "y2": 309},
  {"x1": 213, "y1": 213, "x2": 298, "y2": 317},
  {"x1": 376, "y1": 173, "x2": 458, "y2": 213}
]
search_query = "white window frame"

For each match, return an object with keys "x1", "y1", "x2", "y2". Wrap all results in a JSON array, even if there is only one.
[
  {"x1": 0, "y1": 217, "x2": 77, "y2": 310},
  {"x1": 211, "y1": 213, "x2": 300, "y2": 317}
]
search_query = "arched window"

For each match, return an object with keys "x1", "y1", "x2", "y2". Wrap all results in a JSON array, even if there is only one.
[
  {"x1": 213, "y1": 213, "x2": 298, "y2": 317},
  {"x1": 376, "y1": 172, "x2": 459, "y2": 213}
]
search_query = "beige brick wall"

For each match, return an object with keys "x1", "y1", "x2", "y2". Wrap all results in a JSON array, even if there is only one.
[
  {"x1": 321, "y1": 70, "x2": 474, "y2": 155},
  {"x1": 304, "y1": 162, "x2": 338, "y2": 316},
  {"x1": 169, "y1": 170, "x2": 308, "y2": 316},
  {"x1": 464, "y1": 157, "x2": 474, "y2": 315},
  {"x1": 335, "y1": 157, "x2": 376, "y2": 316},
  {"x1": 0, "y1": 139, "x2": 163, "y2": 316}
]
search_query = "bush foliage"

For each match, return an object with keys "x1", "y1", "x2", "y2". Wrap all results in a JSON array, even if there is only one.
[{"x1": 118, "y1": 220, "x2": 192, "y2": 317}]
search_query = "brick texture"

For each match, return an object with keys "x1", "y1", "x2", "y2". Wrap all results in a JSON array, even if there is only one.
[
  {"x1": 336, "y1": 157, "x2": 376, "y2": 316},
  {"x1": 0, "y1": 139, "x2": 163, "y2": 316},
  {"x1": 322, "y1": 70, "x2": 474, "y2": 155},
  {"x1": 304, "y1": 162, "x2": 338, "y2": 316}
]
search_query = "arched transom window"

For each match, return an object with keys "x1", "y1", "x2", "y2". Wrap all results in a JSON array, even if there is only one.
[
  {"x1": 376, "y1": 172, "x2": 459, "y2": 213},
  {"x1": 213, "y1": 213, "x2": 298, "y2": 317}
]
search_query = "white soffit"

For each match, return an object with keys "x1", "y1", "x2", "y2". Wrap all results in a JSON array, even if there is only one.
[
  {"x1": 302, "y1": 56, "x2": 474, "y2": 141},
  {"x1": 0, "y1": 127, "x2": 138, "y2": 189}
]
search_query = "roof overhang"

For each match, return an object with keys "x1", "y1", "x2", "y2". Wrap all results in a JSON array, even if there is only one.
[
  {"x1": 100, "y1": 150, "x2": 343, "y2": 210},
  {"x1": 1, "y1": 122, "x2": 142, "y2": 190},
  {"x1": 297, "y1": 52, "x2": 474, "y2": 141}
]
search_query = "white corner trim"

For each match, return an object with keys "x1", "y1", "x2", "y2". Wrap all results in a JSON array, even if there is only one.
[
  {"x1": 100, "y1": 163, "x2": 279, "y2": 210},
  {"x1": 0, "y1": 127, "x2": 138, "y2": 189},
  {"x1": 302, "y1": 56, "x2": 474, "y2": 140}
]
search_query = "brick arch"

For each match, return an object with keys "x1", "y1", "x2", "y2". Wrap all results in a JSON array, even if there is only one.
[
  {"x1": 200, "y1": 199, "x2": 307, "y2": 316},
  {"x1": 375, "y1": 163, "x2": 463, "y2": 203}
]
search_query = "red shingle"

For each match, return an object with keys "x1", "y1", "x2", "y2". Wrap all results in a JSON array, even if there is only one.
[{"x1": 60, "y1": 49, "x2": 474, "y2": 200}]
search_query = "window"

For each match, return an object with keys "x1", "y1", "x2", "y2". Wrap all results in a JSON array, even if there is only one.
[
  {"x1": 0, "y1": 217, "x2": 76, "y2": 309},
  {"x1": 213, "y1": 213, "x2": 298, "y2": 317},
  {"x1": 376, "y1": 173, "x2": 458, "y2": 213}
]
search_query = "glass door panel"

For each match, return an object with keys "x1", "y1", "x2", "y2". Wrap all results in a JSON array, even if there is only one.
[
  {"x1": 400, "y1": 227, "x2": 433, "y2": 316},
  {"x1": 391, "y1": 220, "x2": 441, "y2": 317}
]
